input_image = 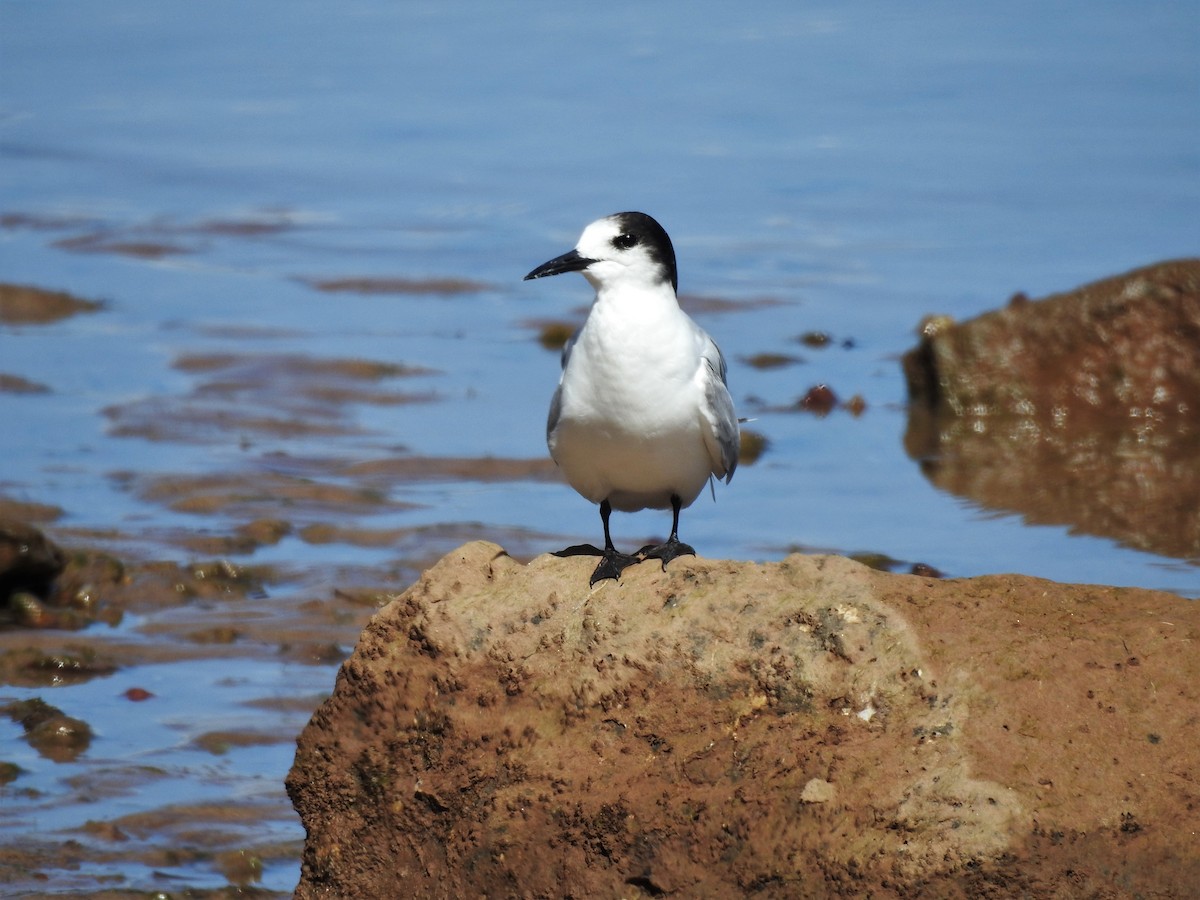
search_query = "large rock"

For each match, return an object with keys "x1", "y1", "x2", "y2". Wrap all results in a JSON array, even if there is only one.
[
  {"x1": 288, "y1": 542, "x2": 1200, "y2": 897},
  {"x1": 903, "y1": 259, "x2": 1200, "y2": 561}
]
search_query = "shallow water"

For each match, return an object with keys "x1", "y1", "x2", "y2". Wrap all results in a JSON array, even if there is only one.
[{"x1": 1, "y1": 0, "x2": 1198, "y2": 893}]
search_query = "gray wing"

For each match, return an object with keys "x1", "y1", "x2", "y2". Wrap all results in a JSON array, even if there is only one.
[
  {"x1": 546, "y1": 384, "x2": 563, "y2": 442},
  {"x1": 559, "y1": 327, "x2": 579, "y2": 371},
  {"x1": 546, "y1": 327, "x2": 580, "y2": 441},
  {"x1": 700, "y1": 336, "x2": 739, "y2": 483}
]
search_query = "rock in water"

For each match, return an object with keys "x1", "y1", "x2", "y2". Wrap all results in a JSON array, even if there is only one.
[
  {"x1": 903, "y1": 259, "x2": 1200, "y2": 561},
  {"x1": 903, "y1": 258, "x2": 1200, "y2": 426},
  {"x1": 0, "y1": 520, "x2": 65, "y2": 603}
]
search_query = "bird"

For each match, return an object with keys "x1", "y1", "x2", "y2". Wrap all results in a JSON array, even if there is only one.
[{"x1": 523, "y1": 211, "x2": 739, "y2": 585}]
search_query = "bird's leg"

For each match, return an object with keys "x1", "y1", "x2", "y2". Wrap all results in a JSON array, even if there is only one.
[
  {"x1": 553, "y1": 498, "x2": 608, "y2": 558},
  {"x1": 588, "y1": 500, "x2": 639, "y2": 585},
  {"x1": 640, "y1": 494, "x2": 697, "y2": 570}
]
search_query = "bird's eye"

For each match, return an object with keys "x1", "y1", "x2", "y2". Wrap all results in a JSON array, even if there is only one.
[{"x1": 612, "y1": 233, "x2": 639, "y2": 250}]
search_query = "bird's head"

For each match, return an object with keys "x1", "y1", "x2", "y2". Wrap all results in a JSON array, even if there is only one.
[{"x1": 524, "y1": 211, "x2": 678, "y2": 295}]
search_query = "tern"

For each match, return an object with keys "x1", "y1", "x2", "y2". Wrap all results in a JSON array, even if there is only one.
[{"x1": 524, "y1": 211, "x2": 739, "y2": 585}]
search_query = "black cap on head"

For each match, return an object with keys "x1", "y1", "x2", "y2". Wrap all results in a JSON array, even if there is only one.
[{"x1": 609, "y1": 211, "x2": 677, "y2": 293}]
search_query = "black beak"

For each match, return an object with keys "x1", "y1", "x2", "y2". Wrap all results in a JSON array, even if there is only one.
[{"x1": 523, "y1": 248, "x2": 595, "y2": 281}]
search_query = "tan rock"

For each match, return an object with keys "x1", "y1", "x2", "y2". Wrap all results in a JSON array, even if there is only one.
[{"x1": 288, "y1": 542, "x2": 1200, "y2": 897}]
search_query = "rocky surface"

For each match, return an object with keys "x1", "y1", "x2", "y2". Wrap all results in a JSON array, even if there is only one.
[
  {"x1": 903, "y1": 259, "x2": 1200, "y2": 427},
  {"x1": 903, "y1": 258, "x2": 1200, "y2": 562},
  {"x1": 288, "y1": 542, "x2": 1200, "y2": 897}
]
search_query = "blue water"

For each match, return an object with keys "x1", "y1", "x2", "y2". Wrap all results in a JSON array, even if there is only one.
[{"x1": 1, "y1": 0, "x2": 1198, "y2": 892}]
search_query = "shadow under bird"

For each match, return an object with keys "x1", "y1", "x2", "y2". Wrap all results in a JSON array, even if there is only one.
[{"x1": 524, "y1": 211, "x2": 739, "y2": 585}]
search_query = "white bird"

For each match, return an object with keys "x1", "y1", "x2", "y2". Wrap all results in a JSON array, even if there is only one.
[{"x1": 524, "y1": 211, "x2": 739, "y2": 585}]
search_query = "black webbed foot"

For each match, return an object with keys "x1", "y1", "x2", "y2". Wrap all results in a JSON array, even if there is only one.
[
  {"x1": 640, "y1": 537, "x2": 696, "y2": 571},
  {"x1": 553, "y1": 543, "x2": 606, "y2": 558},
  {"x1": 589, "y1": 549, "x2": 640, "y2": 586}
]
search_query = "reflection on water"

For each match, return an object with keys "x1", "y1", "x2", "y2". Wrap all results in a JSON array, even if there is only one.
[{"x1": 907, "y1": 406, "x2": 1200, "y2": 563}]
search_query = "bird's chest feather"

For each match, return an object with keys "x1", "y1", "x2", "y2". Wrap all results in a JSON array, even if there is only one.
[{"x1": 559, "y1": 302, "x2": 699, "y2": 433}]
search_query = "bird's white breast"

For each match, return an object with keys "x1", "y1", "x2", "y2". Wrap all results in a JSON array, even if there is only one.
[{"x1": 548, "y1": 287, "x2": 717, "y2": 512}]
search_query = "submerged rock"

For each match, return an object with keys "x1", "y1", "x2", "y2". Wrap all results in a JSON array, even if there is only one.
[
  {"x1": 2, "y1": 697, "x2": 93, "y2": 763},
  {"x1": 288, "y1": 542, "x2": 1200, "y2": 897},
  {"x1": 0, "y1": 283, "x2": 104, "y2": 325},
  {"x1": 0, "y1": 521, "x2": 65, "y2": 603},
  {"x1": 903, "y1": 259, "x2": 1200, "y2": 560}
]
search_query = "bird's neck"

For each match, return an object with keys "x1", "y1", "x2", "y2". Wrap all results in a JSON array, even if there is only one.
[{"x1": 590, "y1": 280, "x2": 681, "y2": 318}]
